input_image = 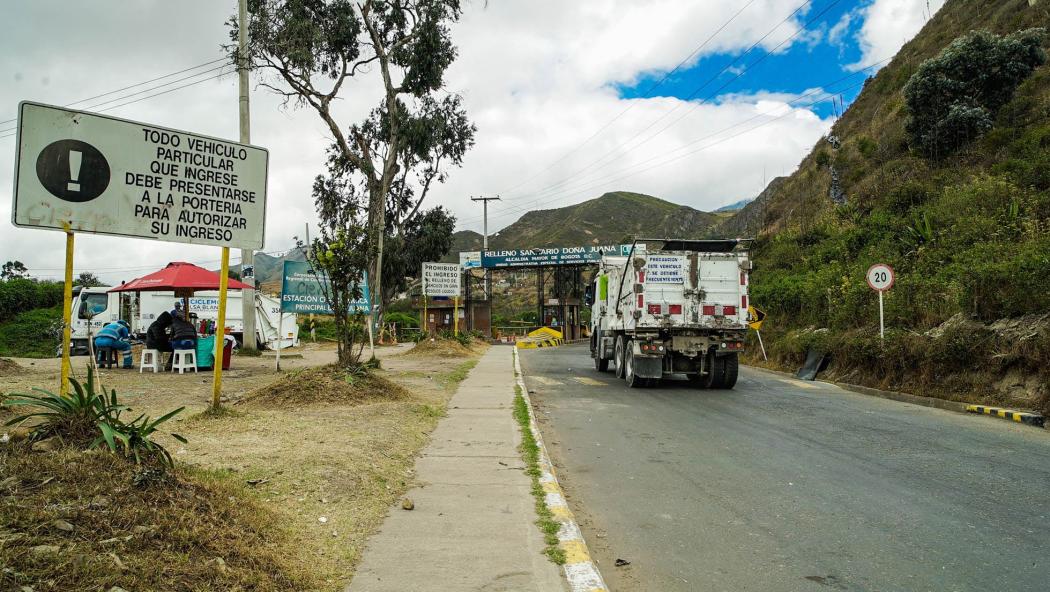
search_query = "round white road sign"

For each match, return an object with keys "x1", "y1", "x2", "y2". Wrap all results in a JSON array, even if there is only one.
[{"x1": 866, "y1": 263, "x2": 895, "y2": 291}]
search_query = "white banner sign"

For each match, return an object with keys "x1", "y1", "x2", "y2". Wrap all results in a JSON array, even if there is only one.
[
  {"x1": 422, "y1": 262, "x2": 461, "y2": 296},
  {"x1": 459, "y1": 251, "x2": 481, "y2": 269},
  {"x1": 12, "y1": 102, "x2": 268, "y2": 249},
  {"x1": 645, "y1": 255, "x2": 685, "y2": 284}
]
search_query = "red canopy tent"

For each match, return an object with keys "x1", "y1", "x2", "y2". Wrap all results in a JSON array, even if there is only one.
[{"x1": 110, "y1": 261, "x2": 252, "y2": 323}]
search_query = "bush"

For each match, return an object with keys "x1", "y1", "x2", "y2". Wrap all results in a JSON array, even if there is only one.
[
  {"x1": 0, "y1": 278, "x2": 64, "y2": 323},
  {"x1": 384, "y1": 311, "x2": 419, "y2": 329},
  {"x1": 904, "y1": 28, "x2": 1047, "y2": 158}
]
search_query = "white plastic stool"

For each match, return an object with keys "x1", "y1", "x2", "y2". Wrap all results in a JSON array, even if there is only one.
[
  {"x1": 171, "y1": 349, "x2": 197, "y2": 374},
  {"x1": 139, "y1": 349, "x2": 161, "y2": 373}
]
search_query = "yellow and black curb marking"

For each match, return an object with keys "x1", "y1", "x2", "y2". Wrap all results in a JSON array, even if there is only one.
[
  {"x1": 516, "y1": 327, "x2": 565, "y2": 349},
  {"x1": 966, "y1": 405, "x2": 1045, "y2": 428},
  {"x1": 513, "y1": 349, "x2": 608, "y2": 592}
]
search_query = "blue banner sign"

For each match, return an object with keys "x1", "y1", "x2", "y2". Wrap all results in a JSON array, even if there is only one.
[
  {"x1": 280, "y1": 260, "x2": 370, "y2": 314},
  {"x1": 479, "y1": 244, "x2": 633, "y2": 268}
]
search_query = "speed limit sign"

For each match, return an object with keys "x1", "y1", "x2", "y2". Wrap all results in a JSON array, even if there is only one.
[{"x1": 866, "y1": 263, "x2": 895, "y2": 291}]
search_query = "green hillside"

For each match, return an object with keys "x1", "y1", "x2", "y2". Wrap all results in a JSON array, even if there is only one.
[
  {"x1": 487, "y1": 191, "x2": 721, "y2": 249},
  {"x1": 740, "y1": 0, "x2": 1049, "y2": 413}
]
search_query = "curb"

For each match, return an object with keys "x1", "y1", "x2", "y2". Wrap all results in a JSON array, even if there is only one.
[
  {"x1": 966, "y1": 405, "x2": 1046, "y2": 428},
  {"x1": 513, "y1": 349, "x2": 608, "y2": 592},
  {"x1": 746, "y1": 364, "x2": 1048, "y2": 430}
]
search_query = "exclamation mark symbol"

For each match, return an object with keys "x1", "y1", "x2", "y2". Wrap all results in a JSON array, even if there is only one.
[{"x1": 68, "y1": 150, "x2": 82, "y2": 192}]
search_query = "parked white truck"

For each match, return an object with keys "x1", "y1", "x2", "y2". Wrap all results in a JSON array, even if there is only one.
[
  {"x1": 65, "y1": 286, "x2": 298, "y2": 356},
  {"x1": 587, "y1": 239, "x2": 752, "y2": 388}
]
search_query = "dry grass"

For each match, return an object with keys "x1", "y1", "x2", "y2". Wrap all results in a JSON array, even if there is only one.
[
  {"x1": 242, "y1": 365, "x2": 409, "y2": 409},
  {"x1": 0, "y1": 444, "x2": 316, "y2": 592},
  {"x1": 0, "y1": 358, "x2": 19, "y2": 377},
  {"x1": 0, "y1": 341, "x2": 486, "y2": 590},
  {"x1": 402, "y1": 338, "x2": 476, "y2": 358}
]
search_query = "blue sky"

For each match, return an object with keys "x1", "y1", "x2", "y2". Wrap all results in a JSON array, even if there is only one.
[{"x1": 618, "y1": 1, "x2": 870, "y2": 119}]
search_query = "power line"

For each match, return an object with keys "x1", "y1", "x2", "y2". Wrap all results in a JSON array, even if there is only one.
[
  {"x1": 0, "y1": 56, "x2": 227, "y2": 126},
  {"x1": 496, "y1": 0, "x2": 761, "y2": 196},
  {"x1": 497, "y1": 0, "x2": 841, "y2": 210},
  {"x1": 0, "y1": 69, "x2": 235, "y2": 140},
  {"x1": 457, "y1": 56, "x2": 885, "y2": 227}
]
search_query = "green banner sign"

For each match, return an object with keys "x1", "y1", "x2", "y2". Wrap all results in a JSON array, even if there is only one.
[{"x1": 280, "y1": 260, "x2": 370, "y2": 314}]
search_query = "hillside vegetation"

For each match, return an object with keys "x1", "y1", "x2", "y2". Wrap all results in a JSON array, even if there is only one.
[{"x1": 738, "y1": 0, "x2": 1050, "y2": 412}]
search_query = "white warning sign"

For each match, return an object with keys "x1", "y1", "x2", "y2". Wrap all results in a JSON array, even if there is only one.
[
  {"x1": 422, "y1": 262, "x2": 461, "y2": 297},
  {"x1": 645, "y1": 255, "x2": 685, "y2": 284},
  {"x1": 12, "y1": 101, "x2": 268, "y2": 249}
]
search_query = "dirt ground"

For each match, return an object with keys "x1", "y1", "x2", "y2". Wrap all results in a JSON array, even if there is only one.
[{"x1": 0, "y1": 340, "x2": 488, "y2": 590}]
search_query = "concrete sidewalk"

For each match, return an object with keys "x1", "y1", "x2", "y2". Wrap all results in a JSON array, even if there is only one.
[{"x1": 347, "y1": 346, "x2": 567, "y2": 592}]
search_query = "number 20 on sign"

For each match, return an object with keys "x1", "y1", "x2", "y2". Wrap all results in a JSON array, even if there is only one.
[{"x1": 866, "y1": 263, "x2": 895, "y2": 339}]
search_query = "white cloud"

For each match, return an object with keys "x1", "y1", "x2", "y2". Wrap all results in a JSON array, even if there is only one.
[
  {"x1": 847, "y1": 0, "x2": 947, "y2": 71},
  {"x1": 0, "y1": 0, "x2": 834, "y2": 284}
]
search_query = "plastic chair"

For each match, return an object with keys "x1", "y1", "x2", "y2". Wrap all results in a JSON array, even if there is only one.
[
  {"x1": 171, "y1": 349, "x2": 197, "y2": 374},
  {"x1": 140, "y1": 349, "x2": 161, "y2": 373}
]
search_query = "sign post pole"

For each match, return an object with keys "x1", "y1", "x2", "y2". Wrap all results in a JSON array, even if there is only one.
[
  {"x1": 212, "y1": 248, "x2": 230, "y2": 409},
  {"x1": 865, "y1": 263, "x2": 894, "y2": 342},
  {"x1": 756, "y1": 329, "x2": 768, "y2": 361},
  {"x1": 423, "y1": 299, "x2": 428, "y2": 337},
  {"x1": 59, "y1": 229, "x2": 74, "y2": 396},
  {"x1": 275, "y1": 308, "x2": 284, "y2": 371},
  {"x1": 367, "y1": 311, "x2": 376, "y2": 359},
  {"x1": 453, "y1": 296, "x2": 459, "y2": 336},
  {"x1": 879, "y1": 290, "x2": 885, "y2": 340}
]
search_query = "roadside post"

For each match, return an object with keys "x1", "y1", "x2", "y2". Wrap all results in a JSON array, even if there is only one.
[
  {"x1": 422, "y1": 262, "x2": 461, "y2": 335},
  {"x1": 11, "y1": 102, "x2": 268, "y2": 403},
  {"x1": 866, "y1": 263, "x2": 895, "y2": 339},
  {"x1": 747, "y1": 305, "x2": 768, "y2": 361}
]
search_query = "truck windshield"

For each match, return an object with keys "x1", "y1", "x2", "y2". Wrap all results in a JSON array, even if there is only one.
[{"x1": 79, "y1": 293, "x2": 108, "y2": 319}]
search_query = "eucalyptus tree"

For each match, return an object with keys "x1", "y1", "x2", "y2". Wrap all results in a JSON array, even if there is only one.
[{"x1": 232, "y1": 0, "x2": 475, "y2": 322}]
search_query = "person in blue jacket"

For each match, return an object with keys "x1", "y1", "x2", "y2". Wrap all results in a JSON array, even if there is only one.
[{"x1": 94, "y1": 319, "x2": 133, "y2": 369}]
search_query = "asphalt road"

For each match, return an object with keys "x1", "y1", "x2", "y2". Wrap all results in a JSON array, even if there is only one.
[{"x1": 520, "y1": 344, "x2": 1050, "y2": 592}]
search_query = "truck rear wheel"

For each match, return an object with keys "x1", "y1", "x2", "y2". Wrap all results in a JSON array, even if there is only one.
[
  {"x1": 624, "y1": 347, "x2": 647, "y2": 388},
  {"x1": 721, "y1": 352, "x2": 739, "y2": 389},
  {"x1": 614, "y1": 335, "x2": 627, "y2": 379},
  {"x1": 592, "y1": 330, "x2": 609, "y2": 372}
]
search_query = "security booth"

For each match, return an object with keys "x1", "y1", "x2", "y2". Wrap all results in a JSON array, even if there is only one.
[
  {"x1": 542, "y1": 297, "x2": 582, "y2": 341},
  {"x1": 417, "y1": 296, "x2": 461, "y2": 334}
]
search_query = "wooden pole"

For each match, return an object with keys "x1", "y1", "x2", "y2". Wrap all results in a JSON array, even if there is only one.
[
  {"x1": 275, "y1": 310, "x2": 283, "y2": 371},
  {"x1": 212, "y1": 248, "x2": 230, "y2": 408},
  {"x1": 453, "y1": 296, "x2": 459, "y2": 336},
  {"x1": 59, "y1": 230, "x2": 74, "y2": 396}
]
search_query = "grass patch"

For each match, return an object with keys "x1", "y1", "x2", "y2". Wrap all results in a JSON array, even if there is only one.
[
  {"x1": 437, "y1": 358, "x2": 479, "y2": 388},
  {"x1": 0, "y1": 306, "x2": 61, "y2": 359},
  {"x1": 513, "y1": 384, "x2": 565, "y2": 565},
  {"x1": 234, "y1": 347, "x2": 262, "y2": 357},
  {"x1": 413, "y1": 403, "x2": 445, "y2": 419},
  {"x1": 185, "y1": 404, "x2": 246, "y2": 424},
  {"x1": 0, "y1": 443, "x2": 316, "y2": 591}
]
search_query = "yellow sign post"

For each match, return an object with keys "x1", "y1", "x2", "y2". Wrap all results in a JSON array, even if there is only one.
[
  {"x1": 747, "y1": 305, "x2": 768, "y2": 361},
  {"x1": 453, "y1": 296, "x2": 459, "y2": 336},
  {"x1": 212, "y1": 248, "x2": 231, "y2": 409},
  {"x1": 59, "y1": 228, "x2": 75, "y2": 396}
]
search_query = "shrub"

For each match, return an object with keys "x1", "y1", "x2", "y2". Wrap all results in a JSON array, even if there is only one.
[
  {"x1": 904, "y1": 28, "x2": 1047, "y2": 158},
  {"x1": 0, "y1": 278, "x2": 64, "y2": 322}
]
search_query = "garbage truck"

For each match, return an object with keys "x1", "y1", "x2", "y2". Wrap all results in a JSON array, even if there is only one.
[
  {"x1": 586, "y1": 238, "x2": 752, "y2": 388},
  {"x1": 64, "y1": 286, "x2": 298, "y2": 356}
]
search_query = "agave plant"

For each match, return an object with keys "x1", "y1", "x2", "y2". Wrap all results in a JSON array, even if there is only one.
[
  {"x1": 3, "y1": 368, "x2": 187, "y2": 468},
  {"x1": 3, "y1": 368, "x2": 124, "y2": 443}
]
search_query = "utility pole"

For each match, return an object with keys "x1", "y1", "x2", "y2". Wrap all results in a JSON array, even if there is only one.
[
  {"x1": 238, "y1": 0, "x2": 257, "y2": 351},
  {"x1": 470, "y1": 195, "x2": 500, "y2": 302}
]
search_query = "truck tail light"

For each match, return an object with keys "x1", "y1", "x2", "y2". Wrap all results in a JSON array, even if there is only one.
[
  {"x1": 702, "y1": 305, "x2": 715, "y2": 316},
  {"x1": 740, "y1": 271, "x2": 747, "y2": 285},
  {"x1": 741, "y1": 295, "x2": 748, "y2": 310},
  {"x1": 647, "y1": 304, "x2": 662, "y2": 315},
  {"x1": 669, "y1": 304, "x2": 682, "y2": 315},
  {"x1": 703, "y1": 305, "x2": 736, "y2": 316},
  {"x1": 637, "y1": 294, "x2": 644, "y2": 308},
  {"x1": 723, "y1": 305, "x2": 737, "y2": 316}
]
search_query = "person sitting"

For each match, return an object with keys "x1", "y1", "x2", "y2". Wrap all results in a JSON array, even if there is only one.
[
  {"x1": 145, "y1": 311, "x2": 174, "y2": 369},
  {"x1": 94, "y1": 320, "x2": 133, "y2": 369},
  {"x1": 170, "y1": 311, "x2": 199, "y2": 353}
]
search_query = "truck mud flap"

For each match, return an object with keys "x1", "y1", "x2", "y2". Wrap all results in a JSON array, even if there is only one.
[
  {"x1": 797, "y1": 349, "x2": 830, "y2": 381},
  {"x1": 633, "y1": 355, "x2": 663, "y2": 379}
]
